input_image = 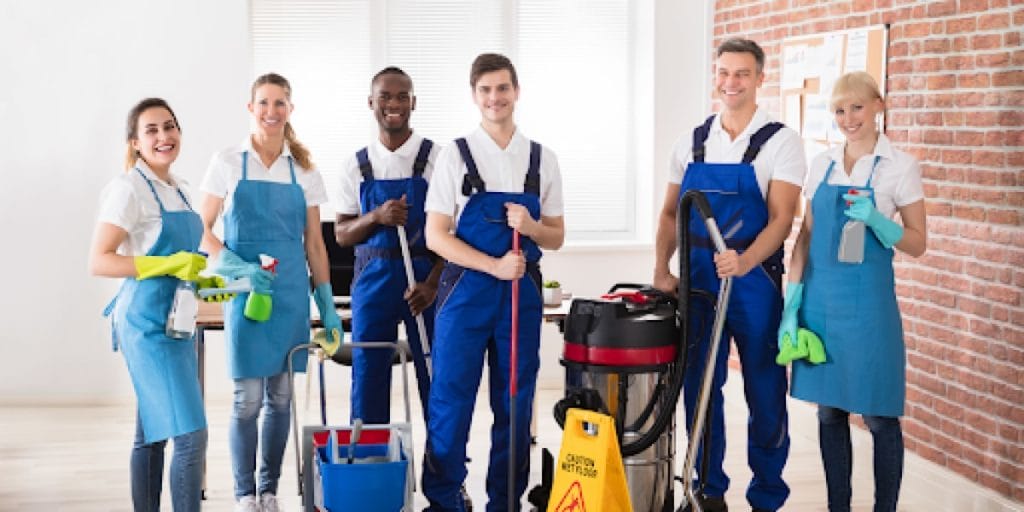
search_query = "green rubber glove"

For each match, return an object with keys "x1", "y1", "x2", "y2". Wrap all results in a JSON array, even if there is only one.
[
  {"x1": 196, "y1": 275, "x2": 235, "y2": 303},
  {"x1": 135, "y1": 251, "x2": 206, "y2": 281},
  {"x1": 843, "y1": 193, "x2": 904, "y2": 249},
  {"x1": 313, "y1": 282, "x2": 343, "y2": 340},
  {"x1": 778, "y1": 282, "x2": 803, "y2": 351}
]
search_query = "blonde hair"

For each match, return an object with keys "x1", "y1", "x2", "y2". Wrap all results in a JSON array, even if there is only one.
[
  {"x1": 124, "y1": 98, "x2": 180, "y2": 171},
  {"x1": 251, "y1": 73, "x2": 314, "y2": 170},
  {"x1": 830, "y1": 71, "x2": 883, "y2": 111}
]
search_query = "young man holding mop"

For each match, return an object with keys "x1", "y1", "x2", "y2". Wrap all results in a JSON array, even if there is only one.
[
  {"x1": 422, "y1": 53, "x2": 565, "y2": 511},
  {"x1": 334, "y1": 67, "x2": 442, "y2": 426},
  {"x1": 653, "y1": 38, "x2": 806, "y2": 512}
]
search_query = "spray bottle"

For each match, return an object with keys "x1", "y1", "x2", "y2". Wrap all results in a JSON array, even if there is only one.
[
  {"x1": 244, "y1": 254, "x2": 277, "y2": 322},
  {"x1": 166, "y1": 251, "x2": 207, "y2": 339}
]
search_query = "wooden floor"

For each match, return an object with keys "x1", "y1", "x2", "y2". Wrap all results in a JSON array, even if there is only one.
[{"x1": 1, "y1": 368, "x2": 1019, "y2": 511}]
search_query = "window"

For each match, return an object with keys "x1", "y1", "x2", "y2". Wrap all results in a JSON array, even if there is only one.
[{"x1": 252, "y1": 0, "x2": 646, "y2": 242}]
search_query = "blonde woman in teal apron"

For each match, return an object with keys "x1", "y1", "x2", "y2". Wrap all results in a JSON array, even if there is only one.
[
  {"x1": 91, "y1": 98, "x2": 227, "y2": 511},
  {"x1": 781, "y1": 72, "x2": 927, "y2": 512},
  {"x1": 199, "y1": 73, "x2": 341, "y2": 512}
]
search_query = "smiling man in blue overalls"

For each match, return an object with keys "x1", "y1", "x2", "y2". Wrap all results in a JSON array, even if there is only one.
[
  {"x1": 334, "y1": 67, "x2": 442, "y2": 427},
  {"x1": 422, "y1": 53, "x2": 565, "y2": 511},
  {"x1": 653, "y1": 38, "x2": 807, "y2": 512}
]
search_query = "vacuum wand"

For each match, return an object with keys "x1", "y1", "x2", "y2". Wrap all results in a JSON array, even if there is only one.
[
  {"x1": 509, "y1": 229, "x2": 521, "y2": 512},
  {"x1": 397, "y1": 225, "x2": 432, "y2": 378}
]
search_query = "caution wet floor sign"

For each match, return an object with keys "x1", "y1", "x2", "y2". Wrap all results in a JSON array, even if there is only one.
[{"x1": 547, "y1": 409, "x2": 633, "y2": 512}]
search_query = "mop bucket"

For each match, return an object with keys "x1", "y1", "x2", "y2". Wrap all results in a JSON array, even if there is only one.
[{"x1": 312, "y1": 426, "x2": 411, "y2": 512}]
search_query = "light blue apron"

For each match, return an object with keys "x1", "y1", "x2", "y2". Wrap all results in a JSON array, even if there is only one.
[
  {"x1": 222, "y1": 152, "x2": 310, "y2": 378},
  {"x1": 792, "y1": 156, "x2": 906, "y2": 417},
  {"x1": 104, "y1": 168, "x2": 207, "y2": 443}
]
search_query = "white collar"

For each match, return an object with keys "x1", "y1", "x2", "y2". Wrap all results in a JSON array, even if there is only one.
[
  {"x1": 134, "y1": 160, "x2": 180, "y2": 188},
  {"x1": 372, "y1": 130, "x2": 422, "y2": 158},
  {"x1": 711, "y1": 106, "x2": 770, "y2": 142},
  {"x1": 240, "y1": 136, "x2": 293, "y2": 160},
  {"x1": 828, "y1": 133, "x2": 894, "y2": 163},
  {"x1": 470, "y1": 125, "x2": 528, "y2": 155}
]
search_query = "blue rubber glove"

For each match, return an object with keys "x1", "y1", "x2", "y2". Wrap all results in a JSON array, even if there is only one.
[
  {"x1": 843, "y1": 193, "x2": 904, "y2": 249},
  {"x1": 778, "y1": 282, "x2": 803, "y2": 351},
  {"x1": 313, "y1": 282, "x2": 343, "y2": 339},
  {"x1": 211, "y1": 249, "x2": 274, "y2": 294}
]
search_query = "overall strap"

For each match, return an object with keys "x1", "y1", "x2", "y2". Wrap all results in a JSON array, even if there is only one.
[
  {"x1": 456, "y1": 138, "x2": 486, "y2": 196},
  {"x1": 133, "y1": 167, "x2": 167, "y2": 213},
  {"x1": 691, "y1": 115, "x2": 717, "y2": 163},
  {"x1": 742, "y1": 122, "x2": 784, "y2": 164},
  {"x1": 356, "y1": 147, "x2": 373, "y2": 181},
  {"x1": 524, "y1": 141, "x2": 542, "y2": 196},
  {"x1": 413, "y1": 138, "x2": 434, "y2": 177}
]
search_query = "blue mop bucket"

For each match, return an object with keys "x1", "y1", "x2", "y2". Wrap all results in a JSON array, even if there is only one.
[{"x1": 316, "y1": 442, "x2": 408, "y2": 511}]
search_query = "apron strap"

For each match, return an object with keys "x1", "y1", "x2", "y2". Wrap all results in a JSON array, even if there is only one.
[
  {"x1": 134, "y1": 167, "x2": 167, "y2": 213},
  {"x1": 241, "y1": 151, "x2": 249, "y2": 181},
  {"x1": 525, "y1": 141, "x2": 541, "y2": 196},
  {"x1": 824, "y1": 160, "x2": 837, "y2": 182},
  {"x1": 456, "y1": 138, "x2": 486, "y2": 196},
  {"x1": 287, "y1": 156, "x2": 297, "y2": 184},
  {"x1": 865, "y1": 155, "x2": 881, "y2": 188},
  {"x1": 691, "y1": 115, "x2": 716, "y2": 163},
  {"x1": 356, "y1": 147, "x2": 373, "y2": 182},
  {"x1": 413, "y1": 138, "x2": 433, "y2": 177}
]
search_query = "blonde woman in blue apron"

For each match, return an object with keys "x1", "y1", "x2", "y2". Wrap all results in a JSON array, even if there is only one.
[
  {"x1": 781, "y1": 72, "x2": 927, "y2": 512},
  {"x1": 199, "y1": 73, "x2": 342, "y2": 512},
  {"x1": 91, "y1": 98, "x2": 222, "y2": 511}
]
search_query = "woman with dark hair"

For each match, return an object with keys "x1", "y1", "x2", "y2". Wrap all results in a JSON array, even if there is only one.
[
  {"x1": 90, "y1": 97, "x2": 219, "y2": 511},
  {"x1": 199, "y1": 73, "x2": 341, "y2": 512}
]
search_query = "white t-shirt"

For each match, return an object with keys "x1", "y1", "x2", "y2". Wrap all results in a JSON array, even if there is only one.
[
  {"x1": 201, "y1": 138, "x2": 328, "y2": 213},
  {"x1": 96, "y1": 161, "x2": 196, "y2": 256},
  {"x1": 425, "y1": 127, "x2": 564, "y2": 225},
  {"x1": 668, "y1": 107, "x2": 807, "y2": 197},
  {"x1": 804, "y1": 134, "x2": 924, "y2": 219},
  {"x1": 334, "y1": 132, "x2": 441, "y2": 216}
]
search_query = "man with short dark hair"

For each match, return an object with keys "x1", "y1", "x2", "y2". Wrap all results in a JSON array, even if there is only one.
[
  {"x1": 422, "y1": 53, "x2": 565, "y2": 511},
  {"x1": 653, "y1": 38, "x2": 806, "y2": 512},
  {"x1": 334, "y1": 66, "x2": 441, "y2": 426}
]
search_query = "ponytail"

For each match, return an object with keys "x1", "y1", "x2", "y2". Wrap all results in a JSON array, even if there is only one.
[{"x1": 284, "y1": 121, "x2": 314, "y2": 170}]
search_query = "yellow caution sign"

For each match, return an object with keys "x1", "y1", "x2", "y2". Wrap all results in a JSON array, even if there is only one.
[{"x1": 547, "y1": 409, "x2": 633, "y2": 512}]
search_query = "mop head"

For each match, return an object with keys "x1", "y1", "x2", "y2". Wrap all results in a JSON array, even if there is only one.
[{"x1": 776, "y1": 328, "x2": 826, "y2": 366}]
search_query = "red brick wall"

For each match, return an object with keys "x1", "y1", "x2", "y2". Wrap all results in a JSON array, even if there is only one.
[{"x1": 713, "y1": 0, "x2": 1024, "y2": 501}]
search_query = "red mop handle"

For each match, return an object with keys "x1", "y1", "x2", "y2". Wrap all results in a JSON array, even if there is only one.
[{"x1": 510, "y1": 229, "x2": 520, "y2": 395}]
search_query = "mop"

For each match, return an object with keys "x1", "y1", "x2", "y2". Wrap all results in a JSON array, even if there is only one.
[
  {"x1": 396, "y1": 225, "x2": 432, "y2": 378},
  {"x1": 509, "y1": 229, "x2": 521, "y2": 512}
]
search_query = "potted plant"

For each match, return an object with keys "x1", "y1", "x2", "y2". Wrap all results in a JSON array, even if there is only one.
[{"x1": 542, "y1": 280, "x2": 562, "y2": 306}]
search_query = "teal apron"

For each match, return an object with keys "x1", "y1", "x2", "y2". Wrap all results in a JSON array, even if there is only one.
[
  {"x1": 222, "y1": 152, "x2": 310, "y2": 378},
  {"x1": 791, "y1": 157, "x2": 906, "y2": 417},
  {"x1": 105, "y1": 168, "x2": 207, "y2": 443}
]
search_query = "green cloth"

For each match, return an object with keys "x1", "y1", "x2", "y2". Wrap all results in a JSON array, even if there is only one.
[{"x1": 776, "y1": 328, "x2": 826, "y2": 366}]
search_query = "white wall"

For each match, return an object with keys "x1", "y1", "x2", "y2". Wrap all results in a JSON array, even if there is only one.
[{"x1": 0, "y1": 0, "x2": 710, "y2": 402}]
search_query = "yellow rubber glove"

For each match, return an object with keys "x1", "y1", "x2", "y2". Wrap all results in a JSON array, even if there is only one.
[
  {"x1": 312, "y1": 328, "x2": 342, "y2": 357},
  {"x1": 196, "y1": 275, "x2": 235, "y2": 303},
  {"x1": 135, "y1": 251, "x2": 207, "y2": 281}
]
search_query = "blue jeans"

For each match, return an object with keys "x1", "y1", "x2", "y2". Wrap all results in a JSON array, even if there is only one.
[
  {"x1": 230, "y1": 372, "x2": 292, "y2": 498},
  {"x1": 130, "y1": 414, "x2": 207, "y2": 512},
  {"x1": 817, "y1": 405, "x2": 903, "y2": 512}
]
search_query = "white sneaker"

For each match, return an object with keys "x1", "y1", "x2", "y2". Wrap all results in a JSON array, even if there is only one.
[
  {"x1": 260, "y1": 492, "x2": 283, "y2": 512},
  {"x1": 234, "y1": 495, "x2": 261, "y2": 512}
]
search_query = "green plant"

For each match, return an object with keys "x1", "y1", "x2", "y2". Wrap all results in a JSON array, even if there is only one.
[{"x1": 543, "y1": 280, "x2": 561, "y2": 289}]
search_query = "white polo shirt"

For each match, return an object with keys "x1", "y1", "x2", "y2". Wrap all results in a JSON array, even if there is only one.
[
  {"x1": 97, "y1": 161, "x2": 196, "y2": 256},
  {"x1": 805, "y1": 134, "x2": 924, "y2": 219},
  {"x1": 425, "y1": 127, "x2": 564, "y2": 225},
  {"x1": 201, "y1": 138, "x2": 329, "y2": 213},
  {"x1": 668, "y1": 107, "x2": 807, "y2": 197},
  {"x1": 334, "y1": 132, "x2": 441, "y2": 216}
]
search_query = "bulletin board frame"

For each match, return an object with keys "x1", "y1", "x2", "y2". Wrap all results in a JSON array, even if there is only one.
[{"x1": 780, "y1": 25, "x2": 889, "y2": 149}]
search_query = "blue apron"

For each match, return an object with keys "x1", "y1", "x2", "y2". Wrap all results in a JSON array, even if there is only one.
[
  {"x1": 792, "y1": 157, "x2": 906, "y2": 417},
  {"x1": 677, "y1": 116, "x2": 790, "y2": 509},
  {"x1": 222, "y1": 151, "x2": 310, "y2": 378},
  {"x1": 104, "y1": 168, "x2": 206, "y2": 443},
  {"x1": 351, "y1": 139, "x2": 435, "y2": 424},
  {"x1": 422, "y1": 138, "x2": 543, "y2": 511}
]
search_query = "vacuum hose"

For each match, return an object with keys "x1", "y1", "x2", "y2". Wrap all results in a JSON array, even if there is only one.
[{"x1": 617, "y1": 190, "x2": 717, "y2": 457}]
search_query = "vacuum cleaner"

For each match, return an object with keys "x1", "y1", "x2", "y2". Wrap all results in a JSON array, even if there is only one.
[{"x1": 530, "y1": 190, "x2": 733, "y2": 512}]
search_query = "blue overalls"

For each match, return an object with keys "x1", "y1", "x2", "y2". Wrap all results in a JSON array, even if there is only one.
[
  {"x1": 350, "y1": 139, "x2": 435, "y2": 424},
  {"x1": 222, "y1": 152, "x2": 310, "y2": 378},
  {"x1": 679, "y1": 116, "x2": 790, "y2": 510},
  {"x1": 422, "y1": 138, "x2": 544, "y2": 512},
  {"x1": 792, "y1": 157, "x2": 905, "y2": 417},
  {"x1": 106, "y1": 168, "x2": 207, "y2": 444}
]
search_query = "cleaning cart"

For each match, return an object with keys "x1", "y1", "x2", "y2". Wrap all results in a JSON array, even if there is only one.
[{"x1": 288, "y1": 338, "x2": 416, "y2": 512}]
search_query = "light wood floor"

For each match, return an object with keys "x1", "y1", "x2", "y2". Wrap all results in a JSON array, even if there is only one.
[{"x1": 1, "y1": 368, "x2": 1019, "y2": 511}]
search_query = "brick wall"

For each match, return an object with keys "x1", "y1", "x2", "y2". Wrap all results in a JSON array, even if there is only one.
[{"x1": 713, "y1": 0, "x2": 1024, "y2": 501}]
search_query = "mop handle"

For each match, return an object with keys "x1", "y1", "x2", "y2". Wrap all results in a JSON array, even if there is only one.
[
  {"x1": 510, "y1": 229, "x2": 520, "y2": 395},
  {"x1": 397, "y1": 225, "x2": 432, "y2": 378},
  {"x1": 509, "y1": 228, "x2": 520, "y2": 512}
]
